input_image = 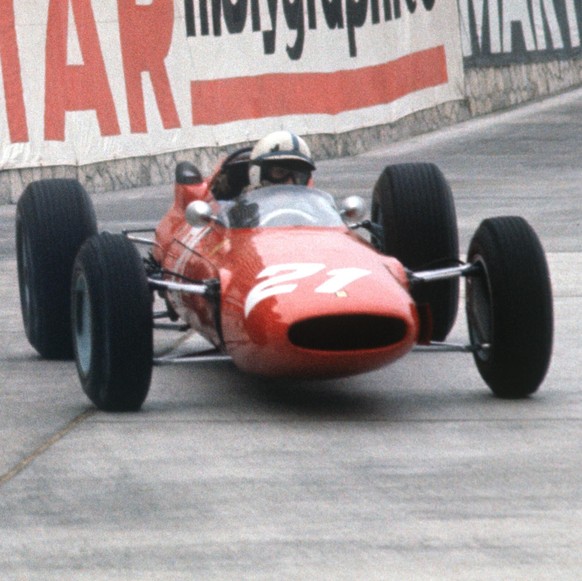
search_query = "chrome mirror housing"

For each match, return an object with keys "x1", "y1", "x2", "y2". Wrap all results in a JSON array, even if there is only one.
[
  {"x1": 340, "y1": 196, "x2": 366, "y2": 223},
  {"x1": 185, "y1": 200, "x2": 214, "y2": 227}
]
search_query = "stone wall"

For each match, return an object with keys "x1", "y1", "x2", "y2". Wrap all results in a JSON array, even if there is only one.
[
  {"x1": 3, "y1": 55, "x2": 582, "y2": 205},
  {"x1": 464, "y1": 58, "x2": 582, "y2": 116}
]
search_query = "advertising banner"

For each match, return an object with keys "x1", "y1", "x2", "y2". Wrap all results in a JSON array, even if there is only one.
[
  {"x1": 460, "y1": 0, "x2": 582, "y2": 67},
  {"x1": 0, "y1": 0, "x2": 463, "y2": 169}
]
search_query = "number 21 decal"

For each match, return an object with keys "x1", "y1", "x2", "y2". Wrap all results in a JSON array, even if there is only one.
[{"x1": 244, "y1": 263, "x2": 371, "y2": 317}]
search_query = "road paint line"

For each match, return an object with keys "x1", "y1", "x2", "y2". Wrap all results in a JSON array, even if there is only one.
[{"x1": 0, "y1": 408, "x2": 96, "y2": 486}]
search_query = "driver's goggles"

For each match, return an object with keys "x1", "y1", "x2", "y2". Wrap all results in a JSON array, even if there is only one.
[{"x1": 265, "y1": 165, "x2": 310, "y2": 185}]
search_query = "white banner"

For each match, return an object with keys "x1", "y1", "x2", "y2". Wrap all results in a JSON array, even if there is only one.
[
  {"x1": 0, "y1": 0, "x2": 463, "y2": 169},
  {"x1": 459, "y1": 0, "x2": 582, "y2": 65}
]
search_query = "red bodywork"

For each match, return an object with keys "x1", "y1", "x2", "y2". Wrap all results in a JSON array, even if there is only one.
[{"x1": 153, "y1": 170, "x2": 426, "y2": 379}]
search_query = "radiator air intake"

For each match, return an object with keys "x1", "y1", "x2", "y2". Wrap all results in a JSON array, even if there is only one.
[{"x1": 288, "y1": 315, "x2": 406, "y2": 351}]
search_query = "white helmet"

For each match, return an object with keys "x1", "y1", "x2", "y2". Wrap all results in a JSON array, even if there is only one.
[{"x1": 248, "y1": 130, "x2": 315, "y2": 187}]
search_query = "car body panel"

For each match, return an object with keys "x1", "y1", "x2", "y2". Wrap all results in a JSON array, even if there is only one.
[{"x1": 153, "y1": 179, "x2": 422, "y2": 379}]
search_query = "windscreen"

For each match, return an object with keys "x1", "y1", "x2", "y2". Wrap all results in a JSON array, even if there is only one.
[{"x1": 221, "y1": 186, "x2": 345, "y2": 228}]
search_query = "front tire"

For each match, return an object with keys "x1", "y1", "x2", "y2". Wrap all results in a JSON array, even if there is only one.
[
  {"x1": 72, "y1": 233, "x2": 153, "y2": 411},
  {"x1": 466, "y1": 217, "x2": 553, "y2": 398},
  {"x1": 16, "y1": 179, "x2": 97, "y2": 359},
  {"x1": 372, "y1": 163, "x2": 459, "y2": 341}
]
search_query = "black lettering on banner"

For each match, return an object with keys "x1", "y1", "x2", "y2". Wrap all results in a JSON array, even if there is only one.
[
  {"x1": 212, "y1": 0, "x2": 221, "y2": 35},
  {"x1": 251, "y1": 0, "x2": 261, "y2": 30},
  {"x1": 461, "y1": 0, "x2": 582, "y2": 67},
  {"x1": 393, "y1": 0, "x2": 400, "y2": 19},
  {"x1": 185, "y1": 0, "x2": 211, "y2": 35},
  {"x1": 307, "y1": 0, "x2": 317, "y2": 28},
  {"x1": 283, "y1": 0, "x2": 305, "y2": 59},
  {"x1": 184, "y1": 0, "x2": 438, "y2": 58},
  {"x1": 371, "y1": 0, "x2": 380, "y2": 24},
  {"x1": 346, "y1": 0, "x2": 368, "y2": 57},
  {"x1": 322, "y1": 0, "x2": 344, "y2": 29},
  {"x1": 185, "y1": 0, "x2": 196, "y2": 35},
  {"x1": 222, "y1": 0, "x2": 249, "y2": 33},
  {"x1": 263, "y1": 0, "x2": 278, "y2": 54}
]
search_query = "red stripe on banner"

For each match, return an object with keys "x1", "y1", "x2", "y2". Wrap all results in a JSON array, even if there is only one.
[{"x1": 191, "y1": 46, "x2": 448, "y2": 126}]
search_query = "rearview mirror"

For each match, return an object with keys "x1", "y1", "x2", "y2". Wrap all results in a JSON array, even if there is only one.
[
  {"x1": 185, "y1": 200, "x2": 215, "y2": 227},
  {"x1": 340, "y1": 196, "x2": 366, "y2": 223}
]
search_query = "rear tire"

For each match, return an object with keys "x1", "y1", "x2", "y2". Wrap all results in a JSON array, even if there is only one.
[
  {"x1": 72, "y1": 233, "x2": 153, "y2": 411},
  {"x1": 466, "y1": 217, "x2": 553, "y2": 398},
  {"x1": 372, "y1": 163, "x2": 459, "y2": 340},
  {"x1": 16, "y1": 179, "x2": 97, "y2": 359}
]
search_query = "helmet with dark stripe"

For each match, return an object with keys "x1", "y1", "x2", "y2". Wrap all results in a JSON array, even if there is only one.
[{"x1": 249, "y1": 131, "x2": 315, "y2": 187}]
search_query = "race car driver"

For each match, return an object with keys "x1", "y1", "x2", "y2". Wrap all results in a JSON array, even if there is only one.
[
  {"x1": 221, "y1": 130, "x2": 317, "y2": 227},
  {"x1": 247, "y1": 130, "x2": 316, "y2": 188}
]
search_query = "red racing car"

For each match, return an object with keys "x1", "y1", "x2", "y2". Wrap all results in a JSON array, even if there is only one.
[{"x1": 16, "y1": 149, "x2": 553, "y2": 411}]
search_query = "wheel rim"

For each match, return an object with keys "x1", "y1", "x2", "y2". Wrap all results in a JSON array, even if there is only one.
[
  {"x1": 73, "y1": 272, "x2": 93, "y2": 376},
  {"x1": 466, "y1": 257, "x2": 492, "y2": 361},
  {"x1": 17, "y1": 224, "x2": 34, "y2": 335}
]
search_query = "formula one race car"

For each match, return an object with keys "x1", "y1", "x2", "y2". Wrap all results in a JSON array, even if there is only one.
[{"x1": 16, "y1": 150, "x2": 553, "y2": 411}]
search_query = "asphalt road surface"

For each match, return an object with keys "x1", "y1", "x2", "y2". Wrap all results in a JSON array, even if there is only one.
[{"x1": 1, "y1": 88, "x2": 582, "y2": 580}]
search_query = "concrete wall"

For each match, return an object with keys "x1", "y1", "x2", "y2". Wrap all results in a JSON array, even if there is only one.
[{"x1": 3, "y1": 56, "x2": 582, "y2": 205}]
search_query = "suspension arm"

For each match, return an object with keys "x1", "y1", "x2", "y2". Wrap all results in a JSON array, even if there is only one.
[{"x1": 409, "y1": 263, "x2": 480, "y2": 284}]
